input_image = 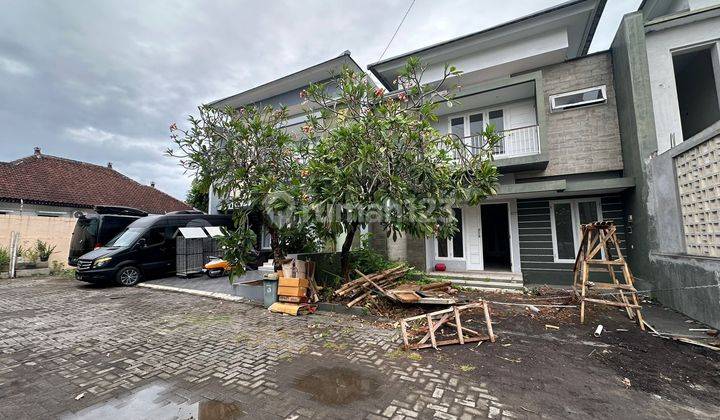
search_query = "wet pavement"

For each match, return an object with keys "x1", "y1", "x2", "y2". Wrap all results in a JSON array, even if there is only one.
[{"x1": 0, "y1": 277, "x2": 512, "y2": 419}]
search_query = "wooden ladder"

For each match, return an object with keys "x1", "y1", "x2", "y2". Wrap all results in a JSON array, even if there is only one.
[{"x1": 572, "y1": 221, "x2": 644, "y2": 330}]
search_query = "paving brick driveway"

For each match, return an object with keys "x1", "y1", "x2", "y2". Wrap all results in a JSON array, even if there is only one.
[{"x1": 0, "y1": 277, "x2": 513, "y2": 419}]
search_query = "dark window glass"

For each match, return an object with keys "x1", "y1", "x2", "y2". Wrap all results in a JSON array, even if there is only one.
[
  {"x1": 144, "y1": 227, "x2": 165, "y2": 246},
  {"x1": 578, "y1": 201, "x2": 599, "y2": 225},
  {"x1": 553, "y1": 88, "x2": 605, "y2": 108},
  {"x1": 553, "y1": 203, "x2": 575, "y2": 260},
  {"x1": 452, "y1": 208, "x2": 463, "y2": 258},
  {"x1": 437, "y1": 238, "x2": 448, "y2": 258},
  {"x1": 97, "y1": 217, "x2": 133, "y2": 244}
]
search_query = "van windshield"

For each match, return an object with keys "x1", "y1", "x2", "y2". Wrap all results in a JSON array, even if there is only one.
[{"x1": 106, "y1": 228, "x2": 144, "y2": 247}]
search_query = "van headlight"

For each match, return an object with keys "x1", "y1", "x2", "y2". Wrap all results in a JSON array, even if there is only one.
[{"x1": 93, "y1": 256, "x2": 112, "y2": 268}]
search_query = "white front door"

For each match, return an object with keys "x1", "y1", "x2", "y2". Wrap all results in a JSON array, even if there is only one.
[{"x1": 464, "y1": 206, "x2": 484, "y2": 270}]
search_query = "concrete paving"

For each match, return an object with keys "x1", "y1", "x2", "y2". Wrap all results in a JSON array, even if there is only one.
[{"x1": 0, "y1": 277, "x2": 513, "y2": 419}]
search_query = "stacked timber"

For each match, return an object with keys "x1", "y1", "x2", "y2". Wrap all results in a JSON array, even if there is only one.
[{"x1": 334, "y1": 266, "x2": 409, "y2": 307}]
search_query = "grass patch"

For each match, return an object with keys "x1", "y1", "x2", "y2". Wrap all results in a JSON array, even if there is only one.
[{"x1": 459, "y1": 364, "x2": 476, "y2": 372}]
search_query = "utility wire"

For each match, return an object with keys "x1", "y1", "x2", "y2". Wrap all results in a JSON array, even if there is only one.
[{"x1": 378, "y1": 0, "x2": 416, "y2": 62}]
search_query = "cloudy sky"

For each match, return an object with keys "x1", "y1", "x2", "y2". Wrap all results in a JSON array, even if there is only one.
[{"x1": 0, "y1": 0, "x2": 641, "y2": 201}]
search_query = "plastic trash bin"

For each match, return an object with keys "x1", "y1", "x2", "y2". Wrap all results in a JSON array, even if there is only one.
[{"x1": 263, "y1": 278, "x2": 278, "y2": 308}]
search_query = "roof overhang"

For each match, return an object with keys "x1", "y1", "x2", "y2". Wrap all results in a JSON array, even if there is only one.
[
  {"x1": 210, "y1": 52, "x2": 365, "y2": 109},
  {"x1": 368, "y1": 0, "x2": 606, "y2": 89}
]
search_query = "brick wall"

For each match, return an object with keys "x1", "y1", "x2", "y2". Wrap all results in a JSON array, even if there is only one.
[
  {"x1": 540, "y1": 52, "x2": 623, "y2": 176},
  {"x1": 675, "y1": 135, "x2": 720, "y2": 257}
]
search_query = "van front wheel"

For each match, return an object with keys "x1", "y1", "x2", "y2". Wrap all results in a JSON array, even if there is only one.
[{"x1": 116, "y1": 266, "x2": 141, "y2": 286}]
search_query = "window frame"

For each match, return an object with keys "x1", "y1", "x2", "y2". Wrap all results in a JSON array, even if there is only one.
[
  {"x1": 549, "y1": 198, "x2": 603, "y2": 263},
  {"x1": 434, "y1": 208, "x2": 466, "y2": 261},
  {"x1": 260, "y1": 225, "x2": 272, "y2": 250},
  {"x1": 549, "y1": 85, "x2": 607, "y2": 112}
]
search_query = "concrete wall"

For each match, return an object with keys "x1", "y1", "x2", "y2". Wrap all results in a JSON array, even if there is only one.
[
  {"x1": 0, "y1": 201, "x2": 90, "y2": 217},
  {"x1": 0, "y1": 214, "x2": 76, "y2": 267},
  {"x1": 674, "y1": 133, "x2": 720, "y2": 257},
  {"x1": 645, "y1": 15, "x2": 720, "y2": 152},
  {"x1": 644, "y1": 123, "x2": 720, "y2": 328},
  {"x1": 612, "y1": 11, "x2": 720, "y2": 328},
  {"x1": 538, "y1": 52, "x2": 624, "y2": 176}
]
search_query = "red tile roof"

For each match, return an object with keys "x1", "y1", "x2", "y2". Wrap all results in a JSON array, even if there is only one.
[{"x1": 0, "y1": 152, "x2": 193, "y2": 214}]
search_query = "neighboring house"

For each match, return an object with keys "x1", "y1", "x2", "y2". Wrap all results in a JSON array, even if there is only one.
[
  {"x1": 367, "y1": 0, "x2": 625, "y2": 290},
  {"x1": 207, "y1": 51, "x2": 369, "y2": 253},
  {"x1": 611, "y1": 0, "x2": 720, "y2": 327},
  {"x1": 0, "y1": 147, "x2": 192, "y2": 267},
  {"x1": 0, "y1": 147, "x2": 192, "y2": 216}
]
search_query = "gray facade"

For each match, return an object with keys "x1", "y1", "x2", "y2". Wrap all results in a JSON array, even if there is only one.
[
  {"x1": 537, "y1": 53, "x2": 624, "y2": 177},
  {"x1": 518, "y1": 194, "x2": 627, "y2": 284},
  {"x1": 610, "y1": 9, "x2": 720, "y2": 328}
]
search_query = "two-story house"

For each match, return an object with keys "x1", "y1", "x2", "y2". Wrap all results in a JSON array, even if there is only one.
[
  {"x1": 366, "y1": 0, "x2": 628, "y2": 290},
  {"x1": 207, "y1": 51, "x2": 368, "y2": 255}
]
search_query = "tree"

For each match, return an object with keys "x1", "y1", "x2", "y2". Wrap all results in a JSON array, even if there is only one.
[
  {"x1": 301, "y1": 58, "x2": 501, "y2": 280},
  {"x1": 186, "y1": 178, "x2": 210, "y2": 211},
  {"x1": 168, "y1": 105, "x2": 303, "y2": 272}
]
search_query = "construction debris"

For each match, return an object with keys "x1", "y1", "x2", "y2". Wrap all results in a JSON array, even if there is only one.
[
  {"x1": 594, "y1": 325, "x2": 604, "y2": 337},
  {"x1": 398, "y1": 302, "x2": 495, "y2": 350},
  {"x1": 387, "y1": 281, "x2": 457, "y2": 305},
  {"x1": 334, "y1": 266, "x2": 409, "y2": 307},
  {"x1": 572, "y1": 221, "x2": 645, "y2": 330},
  {"x1": 269, "y1": 259, "x2": 318, "y2": 316}
]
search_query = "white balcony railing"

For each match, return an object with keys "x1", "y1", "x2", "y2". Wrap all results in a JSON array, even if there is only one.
[{"x1": 465, "y1": 125, "x2": 540, "y2": 159}]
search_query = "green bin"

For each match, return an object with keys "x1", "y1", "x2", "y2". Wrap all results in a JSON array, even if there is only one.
[{"x1": 263, "y1": 278, "x2": 278, "y2": 308}]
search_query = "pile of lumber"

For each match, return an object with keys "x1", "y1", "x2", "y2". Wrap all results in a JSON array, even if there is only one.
[
  {"x1": 334, "y1": 266, "x2": 409, "y2": 307},
  {"x1": 388, "y1": 281, "x2": 457, "y2": 305}
]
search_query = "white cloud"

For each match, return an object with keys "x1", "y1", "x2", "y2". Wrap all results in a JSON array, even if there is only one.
[{"x1": 0, "y1": 56, "x2": 34, "y2": 76}]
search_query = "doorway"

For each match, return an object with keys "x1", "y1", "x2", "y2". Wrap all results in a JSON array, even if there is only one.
[{"x1": 481, "y1": 203, "x2": 511, "y2": 271}]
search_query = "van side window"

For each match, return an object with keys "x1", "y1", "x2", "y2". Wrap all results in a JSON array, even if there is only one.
[{"x1": 143, "y1": 227, "x2": 165, "y2": 246}]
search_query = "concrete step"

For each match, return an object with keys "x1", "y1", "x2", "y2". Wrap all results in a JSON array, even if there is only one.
[
  {"x1": 427, "y1": 271, "x2": 524, "y2": 283},
  {"x1": 426, "y1": 271, "x2": 525, "y2": 292}
]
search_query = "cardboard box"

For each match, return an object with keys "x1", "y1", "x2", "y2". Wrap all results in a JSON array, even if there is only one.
[
  {"x1": 279, "y1": 295, "x2": 309, "y2": 303},
  {"x1": 279, "y1": 277, "x2": 309, "y2": 288},
  {"x1": 278, "y1": 286, "x2": 308, "y2": 297}
]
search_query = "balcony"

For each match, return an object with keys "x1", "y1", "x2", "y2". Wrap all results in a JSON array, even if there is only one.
[{"x1": 465, "y1": 125, "x2": 540, "y2": 159}]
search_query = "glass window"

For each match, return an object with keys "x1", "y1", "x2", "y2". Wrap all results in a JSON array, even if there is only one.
[
  {"x1": 488, "y1": 110, "x2": 504, "y2": 154},
  {"x1": 437, "y1": 208, "x2": 463, "y2": 258},
  {"x1": 450, "y1": 117, "x2": 465, "y2": 139},
  {"x1": 437, "y1": 238, "x2": 448, "y2": 258},
  {"x1": 578, "y1": 201, "x2": 599, "y2": 225},
  {"x1": 553, "y1": 203, "x2": 575, "y2": 260},
  {"x1": 550, "y1": 86, "x2": 607, "y2": 111},
  {"x1": 143, "y1": 227, "x2": 165, "y2": 246},
  {"x1": 468, "y1": 114, "x2": 483, "y2": 136},
  {"x1": 452, "y1": 208, "x2": 464, "y2": 258},
  {"x1": 488, "y1": 110, "x2": 504, "y2": 132}
]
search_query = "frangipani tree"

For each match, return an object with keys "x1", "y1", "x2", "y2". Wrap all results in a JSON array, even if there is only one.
[
  {"x1": 168, "y1": 105, "x2": 303, "y2": 272},
  {"x1": 301, "y1": 58, "x2": 501, "y2": 280}
]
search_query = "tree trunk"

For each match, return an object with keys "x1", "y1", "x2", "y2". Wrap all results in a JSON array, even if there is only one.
[
  {"x1": 262, "y1": 212, "x2": 284, "y2": 272},
  {"x1": 340, "y1": 222, "x2": 359, "y2": 281}
]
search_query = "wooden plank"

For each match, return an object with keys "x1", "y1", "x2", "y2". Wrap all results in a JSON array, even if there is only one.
[
  {"x1": 400, "y1": 320, "x2": 410, "y2": 349},
  {"x1": 582, "y1": 297, "x2": 641, "y2": 308},
  {"x1": 482, "y1": 302, "x2": 496, "y2": 343},
  {"x1": 347, "y1": 291, "x2": 371, "y2": 307},
  {"x1": 427, "y1": 315, "x2": 438, "y2": 349},
  {"x1": 453, "y1": 307, "x2": 464, "y2": 345},
  {"x1": 407, "y1": 336, "x2": 489, "y2": 350}
]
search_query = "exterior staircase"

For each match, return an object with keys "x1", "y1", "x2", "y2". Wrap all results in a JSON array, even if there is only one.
[
  {"x1": 258, "y1": 258, "x2": 274, "y2": 273},
  {"x1": 426, "y1": 270, "x2": 525, "y2": 292}
]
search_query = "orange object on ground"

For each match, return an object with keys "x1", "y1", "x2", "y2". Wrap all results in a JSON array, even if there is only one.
[
  {"x1": 278, "y1": 286, "x2": 308, "y2": 297},
  {"x1": 279, "y1": 277, "x2": 309, "y2": 288}
]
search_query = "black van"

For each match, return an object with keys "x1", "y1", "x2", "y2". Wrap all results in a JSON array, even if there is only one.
[
  {"x1": 74, "y1": 211, "x2": 233, "y2": 286},
  {"x1": 68, "y1": 206, "x2": 148, "y2": 266}
]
